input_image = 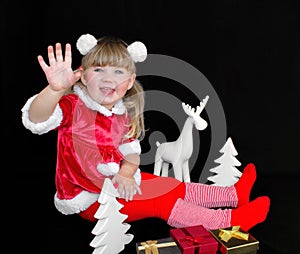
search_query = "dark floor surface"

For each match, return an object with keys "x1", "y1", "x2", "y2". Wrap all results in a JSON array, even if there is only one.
[{"x1": 11, "y1": 173, "x2": 298, "y2": 254}]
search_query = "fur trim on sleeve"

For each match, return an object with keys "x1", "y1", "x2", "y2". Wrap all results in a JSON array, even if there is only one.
[
  {"x1": 118, "y1": 139, "x2": 141, "y2": 156},
  {"x1": 21, "y1": 94, "x2": 63, "y2": 134},
  {"x1": 97, "y1": 162, "x2": 120, "y2": 176}
]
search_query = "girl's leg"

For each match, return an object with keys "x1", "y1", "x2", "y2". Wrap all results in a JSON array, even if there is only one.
[
  {"x1": 79, "y1": 172, "x2": 186, "y2": 222},
  {"x1": 79, "y1": 167, "x2": 269, "y2": 232},
  {"x1": 167, "y1": 196, "x2": 270, "y2": 231},
  {"x1": 184, "y1": 163, "x2": 257, "y2": 208},
  {"x1": 119, "y1": 173, "x2": 186, "y2": 222}
]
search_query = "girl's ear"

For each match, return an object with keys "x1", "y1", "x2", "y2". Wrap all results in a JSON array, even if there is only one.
[
  {"x1": 128, "y1": 74, "x2": 136, "y2": 90},
  {"x1": 80, "y1": 72, "x2": 87, "y2": 86}
]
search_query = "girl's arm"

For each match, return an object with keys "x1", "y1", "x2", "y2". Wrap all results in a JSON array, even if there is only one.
[
  {"x1": 29, "y1": 43, "x2": 81, "y2": 123},
  {"x1": 29, "y1": 85, "x2": 66, "y2": 123}
]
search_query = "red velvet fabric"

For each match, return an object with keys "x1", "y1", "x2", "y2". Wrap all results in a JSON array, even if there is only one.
[{"x1": 55, "y1": 94, "x2": 131, "y2": 200}]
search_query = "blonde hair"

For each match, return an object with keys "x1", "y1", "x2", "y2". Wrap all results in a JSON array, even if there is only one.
[{"x1": 77, "y1": 36, "x2": 145, "y2": 140}]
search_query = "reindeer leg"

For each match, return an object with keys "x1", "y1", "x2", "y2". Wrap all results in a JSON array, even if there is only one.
[
  {"x1": 173, "y1": 162, "x2": 183, "y2": 182},
  {"x1": 153, "y1": 158, "x2": 163, "y2": 176},
  {"x1": 182, "y1": 160, "x2": 191, "y2": 183},
  {"x1": 161, "y1": 162, "x2": 169, "y2": 176}
]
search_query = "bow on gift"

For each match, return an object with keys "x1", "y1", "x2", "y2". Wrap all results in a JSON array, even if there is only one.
[
  {"x1": 219, "y1": 226, "x2": 249, "y2": 242},
  {"x1": 140, "y1": 240, "x2": 159, "y2": 254},
  {"x1": 179, "y1": 227, "x2": 211, "y2": 246},
  {"x1": 184, "y1": 235, "x2": 210, "y2": 245}
]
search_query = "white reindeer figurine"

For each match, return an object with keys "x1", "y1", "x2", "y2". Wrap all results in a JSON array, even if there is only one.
[{"x1": 153, "y1": 95, "x2": 209, "y2": 182}]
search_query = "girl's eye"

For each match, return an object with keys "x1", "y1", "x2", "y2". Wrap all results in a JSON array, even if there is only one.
[
  {"x1": 94, "y1": 68, "x2": 104, "y2": 72},
  {"x1": 115, "y1": 69, "x2": 124, "y2": 74}
]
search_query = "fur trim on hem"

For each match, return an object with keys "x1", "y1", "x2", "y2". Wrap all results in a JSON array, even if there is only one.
[
  {"x1": 118, "y1": 140, "x2": 141, "y2": 156},
  {"x1": 54, "y1": 191, "x2": 99, "y2": 215},
  {"x1": 21, "y1": 94, "x2": 62, "y2": 134}
]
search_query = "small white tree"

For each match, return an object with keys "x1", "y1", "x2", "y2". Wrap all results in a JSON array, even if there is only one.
[
  {"x1": 207, "y1": 137, "x2": 242, "y2": 186},
  {"x1": 90, "y1": 178, "x2": 134, "y2": 254}
]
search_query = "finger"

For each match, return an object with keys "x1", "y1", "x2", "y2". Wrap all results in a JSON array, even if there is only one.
[
  {"x1": 126, "y1": 187, "x2": 131, "y2": 202},
  {"x1": 124, "y1": 185, "x2": 132, "y2": 202},
  {"x1": 64, "y1": 43, "x2": 72, "y2": 66},
  {"x1": 55, "y1": 43, "x2": 63, "y2": 62},
  {"x1": 124, "y1": 186, "x2": 129, "y2": 202},
  {"x1": 37, "y1": 55, "x2": 49, "y2": 72},
  {"x1": 118, "y1": 183, "x2": 124, "y2": 198},
  {"x1": 128, "y1": 185, "x2": 136, "y2": 201},
  {"x1": 129, "y1": 186, "x2": 135, "y2": 201},
  {"x1": 135, "y1": 185, "x2": 142, "y2": 195},
  {"x1": 47, "y1": 45, "x2": 56, "y2": 65}
]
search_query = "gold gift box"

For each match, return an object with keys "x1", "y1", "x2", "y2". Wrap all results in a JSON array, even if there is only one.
[
  {"x1": 136, "y1": 237, "x2": 181, "y2": 254},
  {"x1": 209, "y1": 227, "x2": 259, "y2": 254}
]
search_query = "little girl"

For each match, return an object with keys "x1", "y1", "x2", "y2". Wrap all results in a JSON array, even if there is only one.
[{"x1": 22, "y1": 34, "x2": 270, "y2": 231}]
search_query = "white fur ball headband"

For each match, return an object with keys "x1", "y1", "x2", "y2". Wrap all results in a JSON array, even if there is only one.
[
  {"x1": 126, "y1": 41, "x2": 147, "y2": 62},
  {"x1": 76, "y1": 33, "x2": 147, "y2": 62}
]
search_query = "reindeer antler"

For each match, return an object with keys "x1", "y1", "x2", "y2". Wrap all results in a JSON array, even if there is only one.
[
  {"x1": 182, "y1": 102, "x2": 194, "y2": 116},
  {"x1": 195, "y1": 95, "x2": 209, "y2": 115},
  {"x1": 182, "y1": 95, "x2": 209, "y2": 117},
  {"x1": 182, "y1": 95, "x2": 209, "y2": 131}
]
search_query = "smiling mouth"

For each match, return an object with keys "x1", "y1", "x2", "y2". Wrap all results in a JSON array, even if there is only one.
[{"x1": 100, "y1": 87, "x2": 115, "y2": 93}]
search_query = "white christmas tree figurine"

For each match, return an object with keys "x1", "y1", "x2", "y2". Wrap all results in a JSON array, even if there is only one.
[
  {"x1": 90, "y1": 178, "x2": 134, "y2": 254},
  {"x1": 207, "y1": 137, "x2": 242, "y2": 186}
]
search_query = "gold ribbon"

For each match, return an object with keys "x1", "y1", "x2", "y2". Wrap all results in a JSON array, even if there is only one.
[
  {"x1": 219, "y1": 226, "x2": 249, "y2": 242},
  {"x1": 140, "y1": 241, "x2": 159, "y2": 254},
  {"x1": 137, "y1": 240, "x2": 177, "y2": 254}
]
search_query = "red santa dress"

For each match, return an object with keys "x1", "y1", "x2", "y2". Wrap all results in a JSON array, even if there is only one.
[{"x1": 21, "y1": 85, "x2": 142, "y2": 215}]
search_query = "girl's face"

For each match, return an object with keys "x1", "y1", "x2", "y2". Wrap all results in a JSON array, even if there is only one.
[{"x1": 82, "y1": 65, "x2": 136, "y2": 109}]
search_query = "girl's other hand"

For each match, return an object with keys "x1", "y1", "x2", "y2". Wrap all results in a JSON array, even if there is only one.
[{"x1": 112, "y1": 170, "x2": 142, "y2": 202}]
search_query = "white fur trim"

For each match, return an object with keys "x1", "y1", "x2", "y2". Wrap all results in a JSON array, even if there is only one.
[
  {"x1": 21, "y1": 94, "x2": 63, "y2": 134},
  {"x1": 96, "y1": 162, "x2": 141, "y2": 185},
  {"x1": 74, "y1": 85, "x2": 126, "y2": 117},
  {"x1": 118, "y1": 140, "x2": 141, "y2": 156},
  {"x1": 54, "y1": 191, "x2": 99, "y2": 215},
  {"x1": 97, "y1": 162, "x2": 120, "y2": 176}
]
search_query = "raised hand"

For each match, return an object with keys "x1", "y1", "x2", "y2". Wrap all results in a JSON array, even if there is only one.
[{"x1": 37, "y1": 43, "x2": 81, "y2": 92}]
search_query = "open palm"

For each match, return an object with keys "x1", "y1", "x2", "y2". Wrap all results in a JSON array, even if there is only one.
[{"x1": 37, "y1": 43, "x2": 81, "y2": 91}]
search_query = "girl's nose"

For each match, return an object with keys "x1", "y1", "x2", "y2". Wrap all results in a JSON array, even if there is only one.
[
  {"x1": 101, "y1": 73, "x2": 117, "y2": 84},
  {"x1": 101, "y1": 73, "x2": 113, "y2": 82}
]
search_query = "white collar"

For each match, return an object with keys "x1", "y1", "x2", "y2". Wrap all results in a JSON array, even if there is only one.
[{"x1": 73, "y1": 85, "x2": 126, "y2": 117}]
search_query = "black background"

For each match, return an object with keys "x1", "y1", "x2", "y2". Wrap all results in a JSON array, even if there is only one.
[{"x1": 2, "y1": 0, "x2": 300, "y2": 253}]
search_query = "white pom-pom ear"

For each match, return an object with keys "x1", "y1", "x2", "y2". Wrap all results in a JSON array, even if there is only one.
[
  {"x1": 127, "y1": 41, "x2": 147, "y2": 62},
  {"x1": 76, "y1": 34, "x2": 98, "y2": 55}
]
